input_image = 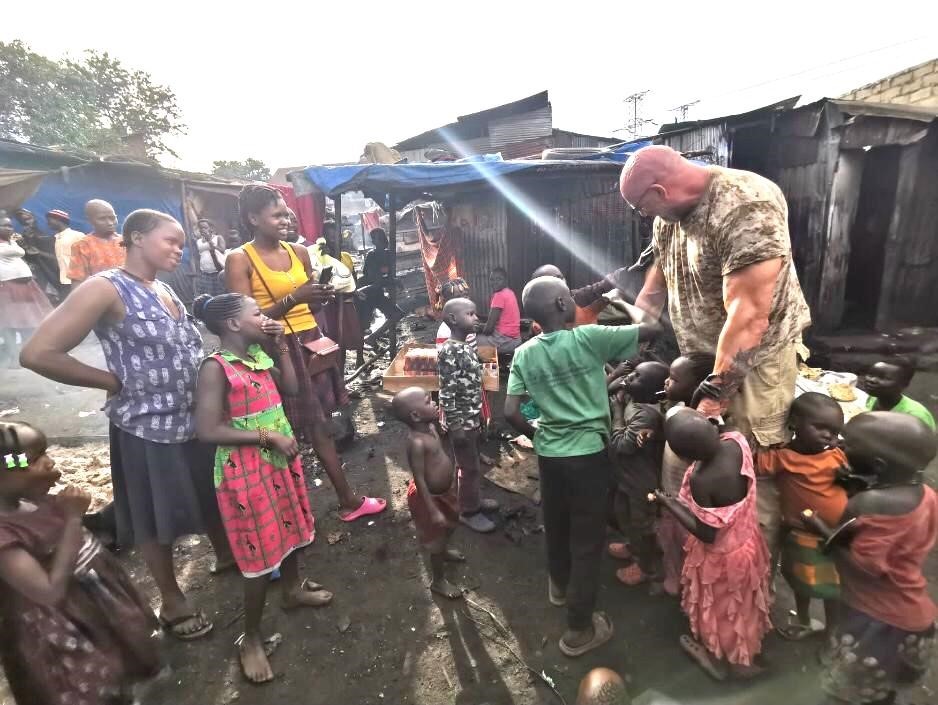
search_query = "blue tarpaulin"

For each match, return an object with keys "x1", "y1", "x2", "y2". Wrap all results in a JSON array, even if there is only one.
[
  {"x1": 298, "y1": 146, "x2": 648, "y2": 200},
  {"x1": 20, "y1": 162, "x2": 183, "y2": 235}
]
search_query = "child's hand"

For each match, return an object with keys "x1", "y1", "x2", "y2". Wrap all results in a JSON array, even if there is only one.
[
  {"x1": 430, "y1": 508, "x2": 449, "y2": 529},
  {"x1": 612, "y1": 360, "x2": 635, "y2": 379},
  {"x1": 57, "y1": 486, "x2": 92, "y2": 517},
  {"x1": 636, "y1": 429, "x2": 654, "y2": 448},
  {"x1": 260, "y1": 317, "x2": 285, "y2": 342},
  {"x1": 651, "y1": 489, "x2": 673, "y2": 504},
  {"x1": 268, "y1": 432, "x2": 299, "y2": 459}
]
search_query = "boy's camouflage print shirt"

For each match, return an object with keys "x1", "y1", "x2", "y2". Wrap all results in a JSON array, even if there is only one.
[{"x1": 437, "y1": 339, "x2": 482, "y2": 429}]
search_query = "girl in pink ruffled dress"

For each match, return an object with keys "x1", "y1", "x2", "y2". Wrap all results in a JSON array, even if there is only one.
[{"x1": 653, "y1": 409, "x2": 772, "y2": 681}]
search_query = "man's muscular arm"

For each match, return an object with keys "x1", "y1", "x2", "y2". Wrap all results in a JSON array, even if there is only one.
[
  {"x1": 633, "y1": 262, "x2": 667, "y2": 320},
  {"x1": 696, "y1": 258, "x2": 782, "y2": 416}
]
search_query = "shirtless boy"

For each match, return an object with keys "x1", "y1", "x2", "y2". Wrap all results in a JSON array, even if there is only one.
[{"x1": 393, "y1": 387, "x2": 466, "y2": 599}]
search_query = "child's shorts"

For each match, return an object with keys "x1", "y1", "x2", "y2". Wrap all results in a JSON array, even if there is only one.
[
  {"x1": 407, "y1": 479, "x2": 459, "y2": 547},
  {"x1": 781, "y1": 528, "x2": 841, "y2": 600}
]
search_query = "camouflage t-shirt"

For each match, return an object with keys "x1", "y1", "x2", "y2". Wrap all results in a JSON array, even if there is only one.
[
  {"x1": 652, "y1": 166, "x2": 811, "y2": 367},
  {"x1": 437, "y1": 339, "x2": 482, "y2": 430}
]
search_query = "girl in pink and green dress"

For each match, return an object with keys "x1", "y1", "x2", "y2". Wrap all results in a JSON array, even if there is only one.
[{"x1": 194, "y1": 292, "x2": 333, "y2": 685}]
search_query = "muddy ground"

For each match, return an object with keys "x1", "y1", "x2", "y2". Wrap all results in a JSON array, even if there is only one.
[{"x1": 1, "y1": 322, "x2": 936, "y2": 705}]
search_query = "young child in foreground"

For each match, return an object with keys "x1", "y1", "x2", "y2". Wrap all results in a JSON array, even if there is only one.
[
  {"x1": 0, "y1": 421, "x2": 162, "y2": 705},
  {"x1": 393, "y1": 386, "x2": 466, "y2": 599},
  {"x1": 608, "y1": 361, "x2": 669, "y2": 588},
  {"x1": 655, "y1": 353, "x2": 715, "y2": 596},
  {"x1": 803, "y1": 411, "x2": 937, "y2": 705},
  {"x1": 504, "y1": 276, "x2": 659, "y2": 658},
  {"x1": 864, "y1": 356, "x2": 936, "y2": 431},
  {"x1": 653, "y1": 409, "x2": 772, "y2": 681},
  {"x1": 194, "y1": 293, "x2": 332, "y2": 685},
  {"x1": 756, "y1": 392, "x2": 847, "y2": 640},
  {"x1": 438, "y1": 297, "x2": 499, "y2": 534}
]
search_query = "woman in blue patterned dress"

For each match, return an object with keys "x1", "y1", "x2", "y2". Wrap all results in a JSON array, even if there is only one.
[{"x1": 21, "y1": 209, "x2": 233, "y2": 641}]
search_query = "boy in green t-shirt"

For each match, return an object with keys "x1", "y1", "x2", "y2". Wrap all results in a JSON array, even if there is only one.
[
  {"x1": 504, "y1": 276, "x2": 659, "y2": 658},
  {"x1": 864, "y1": 357, "x2": 936, "y2": 431}
]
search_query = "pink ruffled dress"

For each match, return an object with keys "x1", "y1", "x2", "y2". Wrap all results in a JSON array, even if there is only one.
[{"x1": 679, "y1": 431, "x2": 772, "y2": 666}]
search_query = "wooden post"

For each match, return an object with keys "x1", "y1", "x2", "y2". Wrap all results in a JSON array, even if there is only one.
[
  {"x1": 388, "y1": 194, "x2": 398, "y2": 357},
  {"x1": 332, "y1": 194, "x2": 343, "y2": 253}
]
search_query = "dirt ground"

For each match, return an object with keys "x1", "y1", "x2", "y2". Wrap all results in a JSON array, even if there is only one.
[{"x1": 1, "y1": 322, "x2": 937, "y2": 705}]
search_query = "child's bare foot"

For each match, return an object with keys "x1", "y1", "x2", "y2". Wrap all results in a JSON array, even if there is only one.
[
  {"x1": 282, "y1": 578, "x2": 333, "y2": 609},
  {"x1": 679, "y1": 634, "x2": 727, "y2": 681},
  {"x1": 238, "y1": 633, "x2": 277, "y2": 684},
  {"x1": 430, "y1": 577, "x2": 463, "y2": 599},
  {"x1": 443, "y1": 547, "x2": 465, "y2": 562}
]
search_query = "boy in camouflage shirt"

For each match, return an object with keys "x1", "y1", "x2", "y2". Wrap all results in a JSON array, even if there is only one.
[{"x1": 438, "y1": 298, "x2": 499, "y2": 533}]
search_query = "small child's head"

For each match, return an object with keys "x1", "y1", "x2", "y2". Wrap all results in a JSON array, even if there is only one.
[
  {"x1": 441, "y1": 297, "x2": 479, "y2": 335},
  {"x1": 531, "y1": 264, "x2": 564, "y2": 281},
  {"x1": 391, "y1": 387, "x2": 439, "y2": 427},
  {"x1": 575, "y1": 667, "x2": 631, "y2": 705},
  {"x1": 522, "y1": 276, "x2": 575, "y2": 328},
  {"x1": 665, "y1": 408, "x2": 720, "y2": 461},
  {"x1": 0, "y1": 422, "x2": 59, "y2": 502},
  {"x1": 842, "y1": 411, "x2": 936, "y2": 485},
  {"x1": 489, "y1": 267, "x2": 509, "y2": 293},
  {"x1": 622, "y1": 361, "x2": 670, "y2": 404},
  {"x1": 193, "y1": 293, "x2": 268, "y2": 344},
  {"x1": 864, "y1": 357, "x2": 915, "y2": 400},
  {"x1": 664, "y1": 352, "x2": 716, "y2": 404},
  {"x1": 787, "y1": 392, "x2": 844, "y2": 454}
]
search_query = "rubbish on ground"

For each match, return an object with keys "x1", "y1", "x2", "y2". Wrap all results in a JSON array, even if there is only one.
[
  {"x1": 0, "y1": 407, "x2": 20, "y2": 418},
  {"x1": 511, "y1": 435, "x2": 533, "y2": 449},
  {"x1": 78, "y1": 410, "x2": 98, "y2": 418}
]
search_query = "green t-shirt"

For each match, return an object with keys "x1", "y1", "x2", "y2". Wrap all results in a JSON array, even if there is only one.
[
  {"x1": 506, "y1": 324, "x2": 640, "y2": 457},
  {"x1": 866, "y1": 395, "x2": 936, "y2": 431}
]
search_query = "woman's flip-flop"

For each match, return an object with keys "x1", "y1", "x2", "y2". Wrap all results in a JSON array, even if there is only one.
[
  {"x1": 158, "y1": 609, "x2": 214, "y2": 641},
  {"x1": 339, "y1": 496, "x2": 387, "y2": 522},
  {"x1": 559, "y1": 612, "x2": 613, "y2": 657}
]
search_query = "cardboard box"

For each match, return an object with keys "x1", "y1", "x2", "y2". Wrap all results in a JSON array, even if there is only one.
[{"x1": 382, "y1": 342, "x2": 499, "y2": 393}]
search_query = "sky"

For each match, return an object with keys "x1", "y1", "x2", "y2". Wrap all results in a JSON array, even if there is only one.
[{"x1": 3, "y1": 1, "x2": 937, "y2": 174}]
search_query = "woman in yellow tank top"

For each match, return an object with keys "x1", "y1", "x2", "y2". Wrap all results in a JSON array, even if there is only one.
[{"x1": 225, "y1": 185, "x2": 386, "y2": 523}]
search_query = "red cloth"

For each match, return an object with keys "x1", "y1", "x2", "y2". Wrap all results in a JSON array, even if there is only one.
[
  {"x1": 415, "y1": 206, "x2": 461, "y2": 311},
  {"x1": 407, "y1": 479, "x2": 459, "y2": 546},
  {"x1": 838, "y1": 487, "x2": 938, "y2": 632},
  {"x1": 271, "y1": 183, "x2": 324, "y2": 244},
  {"x1": 360, "y1": 209, "x2": 382, "y2": 235}
]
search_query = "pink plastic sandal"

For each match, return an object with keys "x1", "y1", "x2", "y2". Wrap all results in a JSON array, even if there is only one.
[{"x1": 339, "y1": 496, "x2": 387, "y2": 522}]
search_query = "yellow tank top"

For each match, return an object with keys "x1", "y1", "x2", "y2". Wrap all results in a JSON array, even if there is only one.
[{"x1": 244, "y1": 242, "x2": 317, "y2": 333}]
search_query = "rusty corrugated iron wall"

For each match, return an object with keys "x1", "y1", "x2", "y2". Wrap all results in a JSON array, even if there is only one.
[{"x1": 446, "y1": 173, "x2": 647, "y2": 313}]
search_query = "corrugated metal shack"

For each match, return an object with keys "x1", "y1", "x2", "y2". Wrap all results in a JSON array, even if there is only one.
[
  {"x1": 292, "y1": 159, "x2": 647, "y2": 353},
  {"x1": 394, "y1": 91, "x2": 620, "y2": 163},
  {"x1": 649, "y1": 98, "x2": 938, "y2": 333}
]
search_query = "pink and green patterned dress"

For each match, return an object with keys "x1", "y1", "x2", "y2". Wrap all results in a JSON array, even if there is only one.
[{"x1": 211, "y1": 345, "x2": 314, "y2": 578}]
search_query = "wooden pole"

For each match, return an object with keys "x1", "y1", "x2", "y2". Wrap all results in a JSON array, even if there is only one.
[
  {"x1": 388, "y1": 194, "x2": 398, "y2": 357},
  {"x1": 332, "y1": 194, "x2": 343, "y2": 253}
]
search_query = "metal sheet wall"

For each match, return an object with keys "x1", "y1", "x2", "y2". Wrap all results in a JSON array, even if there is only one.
[
  {"x1": 448, "y1": 195, "x2": 508, "y2": 312},
  {"x1": 659, "y1": 124, "x2": 730, "y2": 165},
  {"x1": 488, "y1": 106, "x2": 553, "y2": 149},
  {"x1": 877, "y1": 128, "x2": 938, "y2": 329}
]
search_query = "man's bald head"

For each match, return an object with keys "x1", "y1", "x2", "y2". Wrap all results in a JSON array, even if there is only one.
[
  {"x1": 84, "y1": 199, "x2": 117, "y2": 236},
  {"x1": 531, "y1": 264, "x2": 564, "y2": 280},
  {"x1": 619, "y1": 145, "x2": 711, "y2": 222}
]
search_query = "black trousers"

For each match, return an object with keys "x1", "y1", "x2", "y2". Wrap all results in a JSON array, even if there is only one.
[{"x1": 538, "y1": 450, "x2": 613, "y2": 630}]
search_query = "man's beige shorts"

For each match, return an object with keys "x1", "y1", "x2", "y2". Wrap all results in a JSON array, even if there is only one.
[{"x1": 727, "y1": 339, "x2": 800, "y2": 559}]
